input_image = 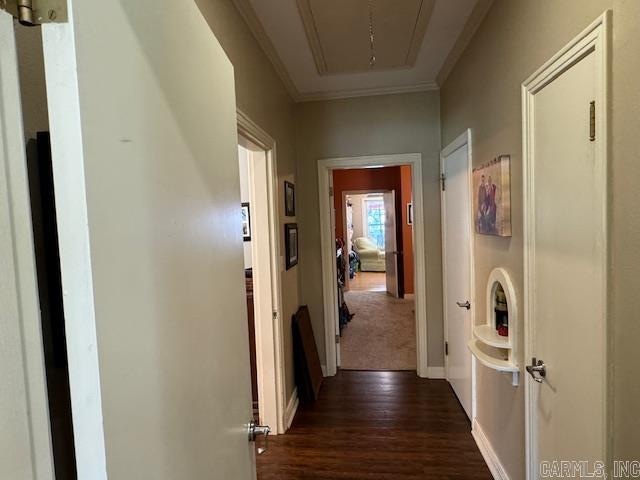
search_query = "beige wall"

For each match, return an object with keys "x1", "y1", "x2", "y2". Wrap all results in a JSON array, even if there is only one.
[
  {"x1": 196, "y1": 0, "x2": 299, "y2": 399},
  {"x1": 441, "y1": 0, "x2": 640, "y2": 476},
  {"x1": 295, "y1": 92, "x2": 443, "y2": 367}
]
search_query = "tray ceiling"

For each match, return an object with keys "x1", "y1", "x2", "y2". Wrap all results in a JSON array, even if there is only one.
[
  {"x1": 298, "y1": 0, "x2": 434, "y2": 75},
  {"x1": 233, "y1": 0, "x2": 490, "y2": 101}
]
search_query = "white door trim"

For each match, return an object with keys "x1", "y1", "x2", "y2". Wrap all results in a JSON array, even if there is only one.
[
  {"x1": 440, "y1": 129, "x2": 476, "y2": 421},
  {"x1": 237, "y1": 109, "x2": 287, "y2": 435},
  {"x1": 318, "y1": 153, "x2": 428, "y2": 377},
  {"x1": 42, "y1": 19, "x2": 108, "y2": 478},
  {"x1": 522, "y1": 12, "x2": 610, "y2": 480}
]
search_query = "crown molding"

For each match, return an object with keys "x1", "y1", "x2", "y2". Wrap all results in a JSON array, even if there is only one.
[
  {"x1": 232, "y1": 0, "x2": 440, "y2": 103},
  {"x1": 296, "y1": 0, "x2": 328, "y2": 75},
  {"x1": 297, "y1": 0, "x2": 435, "y2": 76},
  {"x1": 297, "y1": 82, "x2": 439, "y2": 103},
  {"x1": 405, "y1": 0, "x2": 436, "y2": 66},
  {"x1": 231, "y1": 0, "x2": 302, "y2": 102},
  {"x1": 436, "y1": 0, "x2": 494, "y2": 87}
]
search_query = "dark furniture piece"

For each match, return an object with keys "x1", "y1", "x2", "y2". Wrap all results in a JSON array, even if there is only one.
[
  {"x1": 245, "y1": 268, "x2": 258, "y2": 413},
  {"x1": 292, "y1": 306, "x2": 323, "y2": 404}
]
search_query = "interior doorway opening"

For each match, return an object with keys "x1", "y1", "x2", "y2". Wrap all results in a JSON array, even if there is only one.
[
  {"x1": 336, "y1": 173, "x2": 416, "y2": 371},
  {"x1": 236, "y1": 112, "x2": 288, "y2": 434},
  {"x1": 318, "y1": 155, "x2": 428, "y2": 377}
]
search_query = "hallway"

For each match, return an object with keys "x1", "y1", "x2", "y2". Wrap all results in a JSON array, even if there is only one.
[{"x1": 257, "y1": 371, "x2": 491, "y2": 479}]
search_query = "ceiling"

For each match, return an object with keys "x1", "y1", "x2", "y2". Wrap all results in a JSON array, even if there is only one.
[{"x1": 233, "y1": 0, "x2": 489, "y2": 102}]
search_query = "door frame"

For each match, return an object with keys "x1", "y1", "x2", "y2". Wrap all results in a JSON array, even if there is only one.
[
  {"x1": 0, "y1": 13, "x2": 55, "y2": 477},
  {"x1": 440, "y1": 129, "x2": 476, "y2": 421},
  {"x1": 237, "y1": 109, "x2": 288, "y2": 434},
  {"x1": 318, "y1": 153, "x2": 428, "y2": 377},
  {"x1": 522, "y1": 12, "x2": 610, "y2": 480},
  {"x1": 341, "y1": 188, "x2": 392, "y2": 293}
]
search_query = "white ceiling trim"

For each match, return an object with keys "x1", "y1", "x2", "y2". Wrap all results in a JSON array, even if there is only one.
[
  {"x1": 296, "y1": 0, "x2": 436, "y2": 76},
  {"x1": 297, "y1": 81, "x2": 438, "y2": 103},
  {"x1": 232, "y1": 0, "x2": 481, "y2": 102},
  {"x1": 232, "y1": 0, "x2": 301, "y2": 101}
]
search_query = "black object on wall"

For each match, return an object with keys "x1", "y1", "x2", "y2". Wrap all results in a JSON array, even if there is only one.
[{"x1": 26, "y1": 131, "x2": 77, "y2": 479}]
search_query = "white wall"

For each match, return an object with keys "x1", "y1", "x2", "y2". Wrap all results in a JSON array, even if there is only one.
[{"x1": 238, "y1": 145, "x2": 252, "y2": 268}]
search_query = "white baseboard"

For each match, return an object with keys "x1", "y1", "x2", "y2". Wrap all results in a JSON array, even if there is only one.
[
  {"x1": 472, "y1": 419, "x2": 510, "y2": 480},
  {"x1": 284, "y1": 387, "x2": 299, "y2": 430},
  {"x1": 427, "y1": 366, "x2": 446, "y2": 379}
]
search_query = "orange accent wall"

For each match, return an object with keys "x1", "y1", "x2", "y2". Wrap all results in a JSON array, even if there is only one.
[
  {"x1": 333, "y1": 166, "x2": 413, "y2": 295},
  {"x1": 400, "y1": 165, "x2": 414, "y2": 294}
]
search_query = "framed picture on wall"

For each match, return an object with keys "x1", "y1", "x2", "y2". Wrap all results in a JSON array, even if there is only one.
[
  {"x1": 241, "y1": 202, "x2": 251, "y2": 241},
  {"x1": 284, "y1": 181, "x2": 295, "y2": 216},
  {"x1": 285, "y1": 223, "x2": 298, "y2": 269},
  {"x1": 472, "y1": 154, "x2": 512, "y2": 237},
  {"x1": 407, "y1": 202, "x2": 413, "y2": 225}
]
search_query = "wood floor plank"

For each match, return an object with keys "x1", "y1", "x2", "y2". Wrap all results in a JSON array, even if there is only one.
[{"x1": 257, "y1": 371, "x2": 492, "y2": 479}]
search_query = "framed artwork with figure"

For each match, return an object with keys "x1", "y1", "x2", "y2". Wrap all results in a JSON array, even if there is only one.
[{"x1": 473, "y1": 155, "x2": 512, "y2": 237}]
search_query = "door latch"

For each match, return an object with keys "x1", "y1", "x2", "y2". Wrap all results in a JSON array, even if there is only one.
[
  {"x1": 525, "y1": 357, "x2": 546, "y2": 383},
  {"x1": 456, "y1": 300, "x2": 471, "y2": 310},
  {"x1": 248, "y1": 420, "x2": 270, "y2": 454}
]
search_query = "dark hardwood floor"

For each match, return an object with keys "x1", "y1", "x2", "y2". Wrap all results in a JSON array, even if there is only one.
[{"x1": 257, "y1": 371, "x2": 492, "y2": 480}]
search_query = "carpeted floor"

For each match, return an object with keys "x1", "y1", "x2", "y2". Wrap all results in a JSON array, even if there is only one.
[{"x1": 341, "y1": 291, "x2": 416, "y2": 370}]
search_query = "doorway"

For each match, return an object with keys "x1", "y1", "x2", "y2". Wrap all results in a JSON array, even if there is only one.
[
  {"x1": 337, "y1": 179, "x2": 416, "y2": 371},
  {"x1": 318, "y1": 154, "x2": 428, "y2": 377},
  {"x1": 237, "y1": 111, "x2": 288, "y2": 434},
  {"x1": 343, "y1": 190, "x2": 395, "y2": 295},
  {"x1": 522, "y1": 14, "x2": 609, "y2": 477},
  {"x1": 440, "y1": 130, "x2": 474, "y2": 421}
]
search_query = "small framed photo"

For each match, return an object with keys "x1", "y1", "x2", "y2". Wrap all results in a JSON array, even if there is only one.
[
  {"x1": 285, "y1": 223, "x2": 298, "y2": 269},
  {"x1": 241, "y1": 202, "x2": 251, "y2": 241},
  {"x1": 407, "y1": 202, "x2": 413, "y2": 225},
  {"x1": 284, "y1": 181, "x2": 295, "y2": 217}
]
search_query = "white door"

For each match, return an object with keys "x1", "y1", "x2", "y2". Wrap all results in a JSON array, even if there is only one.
[
  {"x1": 0, "y1": 12, "x2": 54, "y2": 480},
  {"x1": 41, "y1": 0, "x2": 258, "y2": 477},
  {"x1": 441, "y1": 136, "x2": 473, "y2": 419},
  {"x1": 524, "y1": 23, "x2": 606, "y2": 477},
  {"x1": 383, "y1": 191, "x2": 399, "y2": 297}
]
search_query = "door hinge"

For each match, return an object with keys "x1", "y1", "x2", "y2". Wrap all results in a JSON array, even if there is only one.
[
  {"x1": 589, "y1": 100, "x2": 596, "y2": 142},
  {"x1": 445, "y1": 341, "x2": 448, "y2": 356},
  {"x1": 329, "y1": 186, "x2": 334, "y2": 197},
  {"x1": 272, "y1": 311, "x2": 278, "y2": 321},
  {"x1": 440, "y1": 173, "x2": 446, "y2": 191},
  {"x1": 1, "y1": 0, "x2": 68, "y2": 26},
  {"x1": 335, "y1": 334, "x2": 340, "y2": 344}
]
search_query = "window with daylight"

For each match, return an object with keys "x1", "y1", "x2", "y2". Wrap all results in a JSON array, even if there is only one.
[{"x1": 363, "y1": 196, "x2": 385, "y2": 249}]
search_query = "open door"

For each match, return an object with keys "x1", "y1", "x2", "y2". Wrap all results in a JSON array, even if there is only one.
[
  {"x1": 0, "y1": 12, "x2": 55, "y2": 480},
  {"x1": 383, "y1": 191, "x2": 399, "y2": 298},
  {"x1": 441, "y1": 135, "x2": 473, "y2": 420},
  {"x1": 36, "y1": 0, "x2": 260, "y2": 477}
]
